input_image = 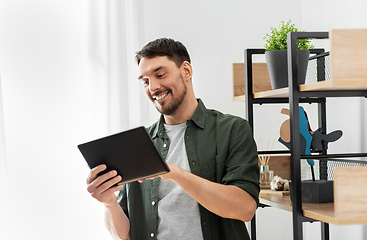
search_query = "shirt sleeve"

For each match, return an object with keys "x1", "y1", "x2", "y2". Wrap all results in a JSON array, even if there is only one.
[{"x1": 221, "y1": 119, "x2": 260, "y2": 206}]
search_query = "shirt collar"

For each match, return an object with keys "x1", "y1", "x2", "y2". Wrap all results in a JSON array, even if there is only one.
[
  {"x1": 151, "y1": 115, "x2": 167, "y2": 139},
  {"x1": 151, "y1": 98, "x2": 206, "y2": 139},
  {"x1": 188, "y1": 98, "x2": 206, "y2": 129}
]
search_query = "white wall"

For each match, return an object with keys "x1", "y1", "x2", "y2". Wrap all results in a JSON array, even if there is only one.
[
  {"x1": 301, "y1": 1, "x2": 367, "y2": 239},
  {"x1": 0, "y1": 0, "x2": 366, "y2": 239},
  {"x1": 140, "y1": 0, "x2": 303, "y2": 117}
]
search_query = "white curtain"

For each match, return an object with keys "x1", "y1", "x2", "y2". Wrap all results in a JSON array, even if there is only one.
[
  {"x1": 0, "y1": 1, "x2": 158, "y2": 239},
  {"x1": 0, "y1": 74, "x2": 6, "y2": 178},
  {"x1": 87, "y1": 0, "x2": 156, "y2": 136},
  {"x1": 0, "y1": 73, "x2": 9, "y2": 239}
]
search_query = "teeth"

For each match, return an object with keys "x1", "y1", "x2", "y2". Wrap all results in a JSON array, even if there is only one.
[{"x1": 155, "y1": 93, "x2": 167, "y2": 100}]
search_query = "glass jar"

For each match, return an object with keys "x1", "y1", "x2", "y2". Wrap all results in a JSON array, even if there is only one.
[{"x1": 260, "y1": 165, "x2": 274, "y2": 189}]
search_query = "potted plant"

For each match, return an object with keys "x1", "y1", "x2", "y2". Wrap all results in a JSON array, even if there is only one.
[{"x1": 263, "y1": 20, "x2": 314, "y2": 89}]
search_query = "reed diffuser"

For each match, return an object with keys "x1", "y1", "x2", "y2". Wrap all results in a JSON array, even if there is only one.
[{"x1": 259, "y1": 139, "x2": 275, "y2": 189}]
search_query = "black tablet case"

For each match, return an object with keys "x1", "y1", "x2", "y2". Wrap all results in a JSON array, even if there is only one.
[{"x1": 78, "y1": 126, "x2": 169, "y2": 185}]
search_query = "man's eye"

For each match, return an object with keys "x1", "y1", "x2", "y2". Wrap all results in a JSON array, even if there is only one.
[
  {"x1": 142, "y1": 80, "x2": 149, "y2": 86},
  {"x1": 157, "y1": 73, "x2": 165, "y2": 78}
]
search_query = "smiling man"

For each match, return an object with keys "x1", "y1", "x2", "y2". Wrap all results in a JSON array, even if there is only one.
[
  {"x1": 86, "y1": 38, "x2": 260, "y2": 240},
  {"x1": 138, "y1": 55, "x2": 193, "y2": 122}
]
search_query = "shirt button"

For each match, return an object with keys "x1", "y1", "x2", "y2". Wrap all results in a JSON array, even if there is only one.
[
  {"x1": 151, "y1": 233, "x2": 155, "y2": 238},
  {"x1": 163, "y1": 143, "x2": 167, "y2": 148},
  {"x1": 152, "y1": 201, "x2": 156, "y2": 206}
]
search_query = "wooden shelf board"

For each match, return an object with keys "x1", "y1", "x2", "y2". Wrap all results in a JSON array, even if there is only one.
[
  {"x1": 259, "y1": 193, "x2": 367, "y2": 225},
  {"x1": 233, "y1": 80, "x2": 367, "y2": 101},
  {"x1": 253, "y1": 87, "x2": 289, "y2": 98},
  {"x1": 260, "y1": 194, "x2": 292, "y2": 212},
  {"x1": 233, "y1": 95, "x2": 245, "y2": 102},
  {"x1": 300, "y1": 80, "x2": 367, "y2": 91}
]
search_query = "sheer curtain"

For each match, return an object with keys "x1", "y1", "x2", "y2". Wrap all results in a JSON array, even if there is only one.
[
  {"x1": 87, "y1": 0, "x2": 157, "y2": 136},
  {"x1": 0, "y1": 74, "x2": 6, "y2": 178},
  {"x1": 0, "y1": 1, "x2": 158, "y2": 239},
  {"x1": 0, "y1": 73, "x2": 8, "y2": 239}
]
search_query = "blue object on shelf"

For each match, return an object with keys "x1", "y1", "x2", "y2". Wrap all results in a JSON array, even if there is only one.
[{"x1": 299, "y1": 106, "x2": 314, "y2": 166}]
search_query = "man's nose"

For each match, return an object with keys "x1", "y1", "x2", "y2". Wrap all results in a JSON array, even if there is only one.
[{"x1": 149, "y1": 79, "x2": 161, "y2": 93}]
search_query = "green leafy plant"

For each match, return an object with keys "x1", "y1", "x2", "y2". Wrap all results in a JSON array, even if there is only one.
[{"x1": 263, "y1": 20, "x2": 314, "y2": 51}]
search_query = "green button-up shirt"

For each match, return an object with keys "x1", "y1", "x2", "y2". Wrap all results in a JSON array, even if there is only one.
[{"x1": 117, "y1": 99, "x2": 260, "y2": 240}]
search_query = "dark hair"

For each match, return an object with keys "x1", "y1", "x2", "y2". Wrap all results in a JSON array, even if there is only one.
[{"x1": 135, "y1": 38, "x2": 191, "y2": 67}]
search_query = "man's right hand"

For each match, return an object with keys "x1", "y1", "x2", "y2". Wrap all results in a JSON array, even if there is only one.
[
  {"x1": 87, "y1": 165, "x2": 130, "y2": 239},
  {"x1": 86, "y1": 164, "x2": 123, "y2": 206}
]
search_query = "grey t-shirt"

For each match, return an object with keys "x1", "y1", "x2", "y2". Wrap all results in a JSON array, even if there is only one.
[{"x1": 157, "y1": 123, "x2": 204, "y2": 240}]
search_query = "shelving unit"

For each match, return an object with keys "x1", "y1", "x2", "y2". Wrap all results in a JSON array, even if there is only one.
[
  {"x1": 240, "y1": 30, "x2": 367, "y2": 240},
  {"x1": 259, "y1": 188, "x2": 367, "y2": 225}
]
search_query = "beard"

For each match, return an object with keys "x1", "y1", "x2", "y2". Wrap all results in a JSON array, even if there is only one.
[{"x1": 152, "y1": 74, "x2": 187, "y2": 116}]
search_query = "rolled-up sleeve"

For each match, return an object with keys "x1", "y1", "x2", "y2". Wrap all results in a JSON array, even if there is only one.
[{"x1": 221, "y1": 119, "x2": 260, "y2": 206}]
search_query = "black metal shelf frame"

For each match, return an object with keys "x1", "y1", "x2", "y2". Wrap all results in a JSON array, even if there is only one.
[
  {"x1": 246, "y1": 31, "x2": 367, "y2": 240},
  {"x1": 289, "y1": 32, "x2": 329, "y2": 240}
]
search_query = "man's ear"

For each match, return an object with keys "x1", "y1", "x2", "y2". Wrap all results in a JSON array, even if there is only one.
[{"x1": 181, "y1": 61, "x2": 193, "y2": 82}]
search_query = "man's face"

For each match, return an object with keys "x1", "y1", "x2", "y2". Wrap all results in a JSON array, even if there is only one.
[{"x1": 138, "y1": 56, "x2": 187, "y2": 116}]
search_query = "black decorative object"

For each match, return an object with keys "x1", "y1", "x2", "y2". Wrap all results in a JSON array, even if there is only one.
[
  {"x1": 311, "y1": 129, "x2": 343, "y2": 151},
  {"x1": 290, "y1": 180, "x2": 334, "y2": 203}
]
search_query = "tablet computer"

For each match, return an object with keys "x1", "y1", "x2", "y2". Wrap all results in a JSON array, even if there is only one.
[{"x1": 78, "y1": 126, "x2": 169, "y2": 185}]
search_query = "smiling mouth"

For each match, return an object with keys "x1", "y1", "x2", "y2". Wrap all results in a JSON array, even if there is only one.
[
  {"x1": 152, "y1": 90, "x2": 170, "y2": 102},
  {"x1": 153, "y1": 92, "x2": 168, "y2": 100}
]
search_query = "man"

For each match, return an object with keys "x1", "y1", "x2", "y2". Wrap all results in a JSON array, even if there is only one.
[{"x1": 86, "y1": 38, "x2": 260, "y2": 240}]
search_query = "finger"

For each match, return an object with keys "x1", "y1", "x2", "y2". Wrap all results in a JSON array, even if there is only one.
[
  {"x1": 105, "y1": 184, "x2": 123, "y2": 194},
  {"x1": 94, "y1": 184, "x2": 123, "y2": 204},
  {"x1": 147, "y1": 176, "x2": 159, "y2": 180},
  {"x1": 86, "y1": 164, "x2": 107, "y2": 184},
  {"x1": 91, "y1": 174, "x2": 122, "y2": 197},
  {"x1": 87, "y1": 170, "x2": 118, "y2": 193},
  {"x1": 94, "y1": 170, "x2": 118, "y2": 185},
  {"x1": 137, "y1": 175, "x2": 160, "y2": 183}
]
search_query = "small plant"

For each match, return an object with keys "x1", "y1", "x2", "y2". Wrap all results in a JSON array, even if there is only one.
[{"x1": 263, "y1": 20, "x2": 314, "y2": 51}]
